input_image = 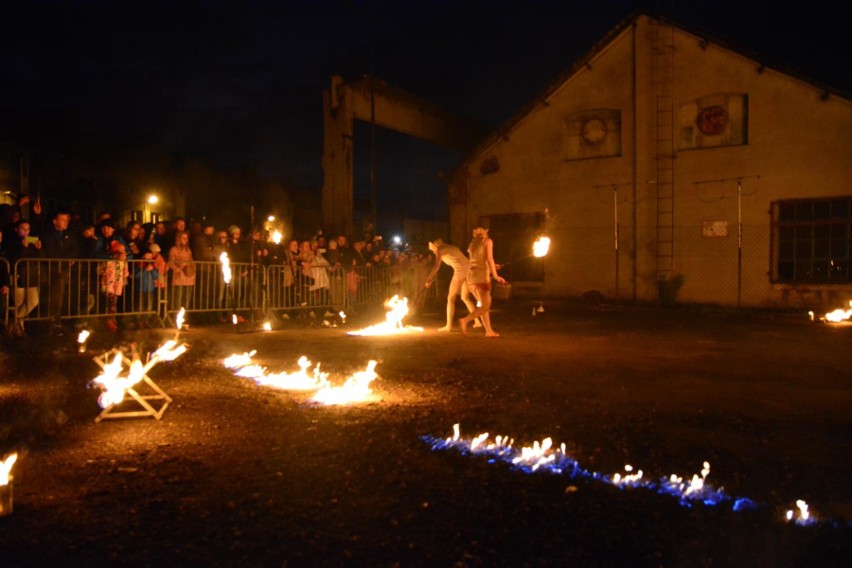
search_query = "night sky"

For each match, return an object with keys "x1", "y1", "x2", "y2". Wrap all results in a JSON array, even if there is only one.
[{"x1": 1, "y1": 0, "x2": 847, "y2": 233}]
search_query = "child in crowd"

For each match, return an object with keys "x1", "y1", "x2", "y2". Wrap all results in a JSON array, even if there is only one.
[
  {"x1": 101, "y1": 239, "x2": 129, "y2": 332},
  {"x1": 134, "y1": 249, "x2": 160, "y2": 327},
  {"x1": 149, "y1": 243, "x2": 167, "y2": 323},
  {"x1": 346, "y1": 265, "x2": 362, "y2": 314}
]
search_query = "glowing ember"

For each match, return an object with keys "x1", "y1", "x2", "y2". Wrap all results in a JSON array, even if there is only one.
[
  {"x1": 232, "y1": 314, "x2": 238, "y2": 325},
  {"x1": 311, "y1": 360, "x2": 378, "y2": 405},
  {"x1": 823, "y1": 300, "x2": 852, "y2": 322},
  {"x1": 223, "y1": 350, "x2": 256, "y2": 369},
  {"x1": 271, "y1": 230, "x2": 282, "y2": 245},
  {"x1": 0, "y1": 453, "x2": 17, "y2": 485},
  {"x1": 263, "y1": 321, "x2": 272, "y2": 331},
  {"x1": 347, "y1": 295, "x2": 423, "y2": 336},
  {"x1": 533, "y1": 236, "x2": 551, "y2": 258},
  {"x1": 175, "y1": 307, "x2": 186, "y2": 331},
  {"x1": 220, "y1": 252, "x2": 232, "y2": 285}
]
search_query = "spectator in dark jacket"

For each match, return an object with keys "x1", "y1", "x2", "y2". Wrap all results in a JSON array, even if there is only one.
[{"x1": 39, "y1": 211, "x2": 78, "y2": 333}]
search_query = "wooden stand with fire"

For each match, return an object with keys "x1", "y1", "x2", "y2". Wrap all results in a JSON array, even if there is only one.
[{"x1": 93, "y1": 349, "x2": 173, "y2": 423}]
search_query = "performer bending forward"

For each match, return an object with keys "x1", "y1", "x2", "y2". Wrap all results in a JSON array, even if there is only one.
[
  {"x1": 460, "y1": 227, "x2": 506, "y2": 337},
  {"x1": 425, "y1": 239, "x2": 477, "y2": 331}
]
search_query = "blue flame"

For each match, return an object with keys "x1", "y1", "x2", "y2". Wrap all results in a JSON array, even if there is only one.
[{"x1": 420, "y1": 426, "x2": 832, "y2": 526}]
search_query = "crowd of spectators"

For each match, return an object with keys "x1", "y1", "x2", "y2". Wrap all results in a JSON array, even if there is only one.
[{"x1": 0, "y1": 196, "x2": 435, "y2": 336}]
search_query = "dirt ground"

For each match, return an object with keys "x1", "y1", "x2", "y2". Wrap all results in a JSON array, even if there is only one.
[{"x1": 0, "y1": 300, "x2": 850, "y2": 567}]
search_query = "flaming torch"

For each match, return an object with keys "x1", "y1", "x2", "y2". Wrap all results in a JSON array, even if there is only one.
[
  {"x1": 533, "y1": 235, "x2": 550, "y2": 314},
  {"x1": 0, "y1": 452, "x2": 18, "y2": 516},
  {"x1": 220, "y1": 252, "x2": 238, "y2": 325},
  {"x1": 77, "y1": 329, "x2": 91, "y2": 353},
  {"x1": 175, "y1": 307, "x2": 186, "y2": 336},
  {"x1": 220, "y1": 252, "x2": 232, "y2": 285},
  {"x1": 533, "y1": 236, "x2": 551, "y2": 258}
]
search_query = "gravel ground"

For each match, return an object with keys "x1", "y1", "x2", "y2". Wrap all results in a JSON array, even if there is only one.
[{"x1": 1, "y1": 300, "x2": 850, "y2": 567}]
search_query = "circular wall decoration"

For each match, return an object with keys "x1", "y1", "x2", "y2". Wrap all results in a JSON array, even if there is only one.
[
  {"x1": 696, "y1": 105, "x2": 729, "y2": 135},
  {"x1": 581, "y1": 118, "x2": 607, "y2": 144}
]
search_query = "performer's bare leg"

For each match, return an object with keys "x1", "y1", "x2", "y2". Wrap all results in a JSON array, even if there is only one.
[
  {"x1": 461, "y1": 287, "x2": 498, "y2": 337},
  {"x1": 459, "y1": 280, "x2": 482, "y2": 328},
  {"x1": 439, "y1": 275, "x2": 464, "y2": 331}
]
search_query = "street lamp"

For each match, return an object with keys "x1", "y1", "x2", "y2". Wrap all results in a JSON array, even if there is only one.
[{"x1": 145, "y1": 194, "x2": 159, "y2": 222}]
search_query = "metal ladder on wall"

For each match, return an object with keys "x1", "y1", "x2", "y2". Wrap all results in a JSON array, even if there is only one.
[{"x1": 653, "y1": 21, "x2": 676, "y2": 287}]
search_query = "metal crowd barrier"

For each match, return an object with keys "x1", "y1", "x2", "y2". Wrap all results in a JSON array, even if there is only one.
[
  {"x1": 1, "y1": 257, "x2": 9, "y2": 328},
  {"x1": 11, "y1": 258, "x2": 165, "y2": 328},
  {"x1": 8, "y1": 257, "x2": 440, "y2": 331}
]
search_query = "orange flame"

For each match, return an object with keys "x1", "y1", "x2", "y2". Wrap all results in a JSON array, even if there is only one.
[
  {"x1": 311, "y1": 360, "x2": 378, "y2": 405},
  {"x1": 0, "y1": 453, "x2": 17, "y2": 485},
  {"x1": 223, "y1": 350, "x2": 257, "y2": 369},
  {"x1": 533, "y1": 236, "x2": 551, "y2": 258},
  {"x1": 824, "y1": 300, "x2": 852, "y2": 322},
  {"x1": 220, "y1": 252, "x2": 232, "y2": 285},
  {"x1": 347, "y1": 296, "x2": 423, "y2": 336},
  {"x1": 92, "y1": 341, "x2": 187, "y2": 409}
]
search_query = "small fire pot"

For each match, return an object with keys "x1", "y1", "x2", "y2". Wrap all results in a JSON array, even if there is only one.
[{"x1": 0, "y1": 480, "x2": 12, "y2": 516}]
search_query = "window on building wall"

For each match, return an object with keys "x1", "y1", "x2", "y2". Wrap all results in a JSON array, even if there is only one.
[
  {"x1": 772, "y1": 197, "x2": 852, "y2": 283},
  {"x1": 480, "y1": 212, "x2": 547, "y2": 282},
  {"x1": 564, "y1": 109, "x2": 621, "y2": 160},
  {"x1": 678, "y1": 93, "x2": 748, "y2": 150}
]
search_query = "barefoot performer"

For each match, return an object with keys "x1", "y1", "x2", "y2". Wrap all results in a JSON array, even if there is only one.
[
  {"x1": 425, "y1": 239, "x2": 477, "y2": 331},
  {"x1": 460, "y1": 227, "x2": 506, "y2": 337}
]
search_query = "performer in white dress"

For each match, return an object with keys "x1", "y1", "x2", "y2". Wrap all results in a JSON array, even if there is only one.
[
  {"x1": 460, "y1": 227, "x2": 506, "y2": 337},
  {"x1": 425, "y1": 239, "x2": 477, "y2": 331}
]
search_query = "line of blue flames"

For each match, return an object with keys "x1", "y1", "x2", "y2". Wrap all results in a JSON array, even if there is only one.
[{"x1": 420, "y1": 425, "x2": 826, "y2": 526}]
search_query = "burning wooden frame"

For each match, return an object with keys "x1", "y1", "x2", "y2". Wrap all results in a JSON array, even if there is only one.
[{"x1": 90, "y1": 341, "x2": 185, "y2": 422}]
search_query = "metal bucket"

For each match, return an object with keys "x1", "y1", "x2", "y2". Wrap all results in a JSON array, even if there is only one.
[
  {"x1": 0, "y1": 480, "x2": 12, "y2": 517},
  {"x1": 492, "y1": 282, "x2": 512, "y2": 301}
]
